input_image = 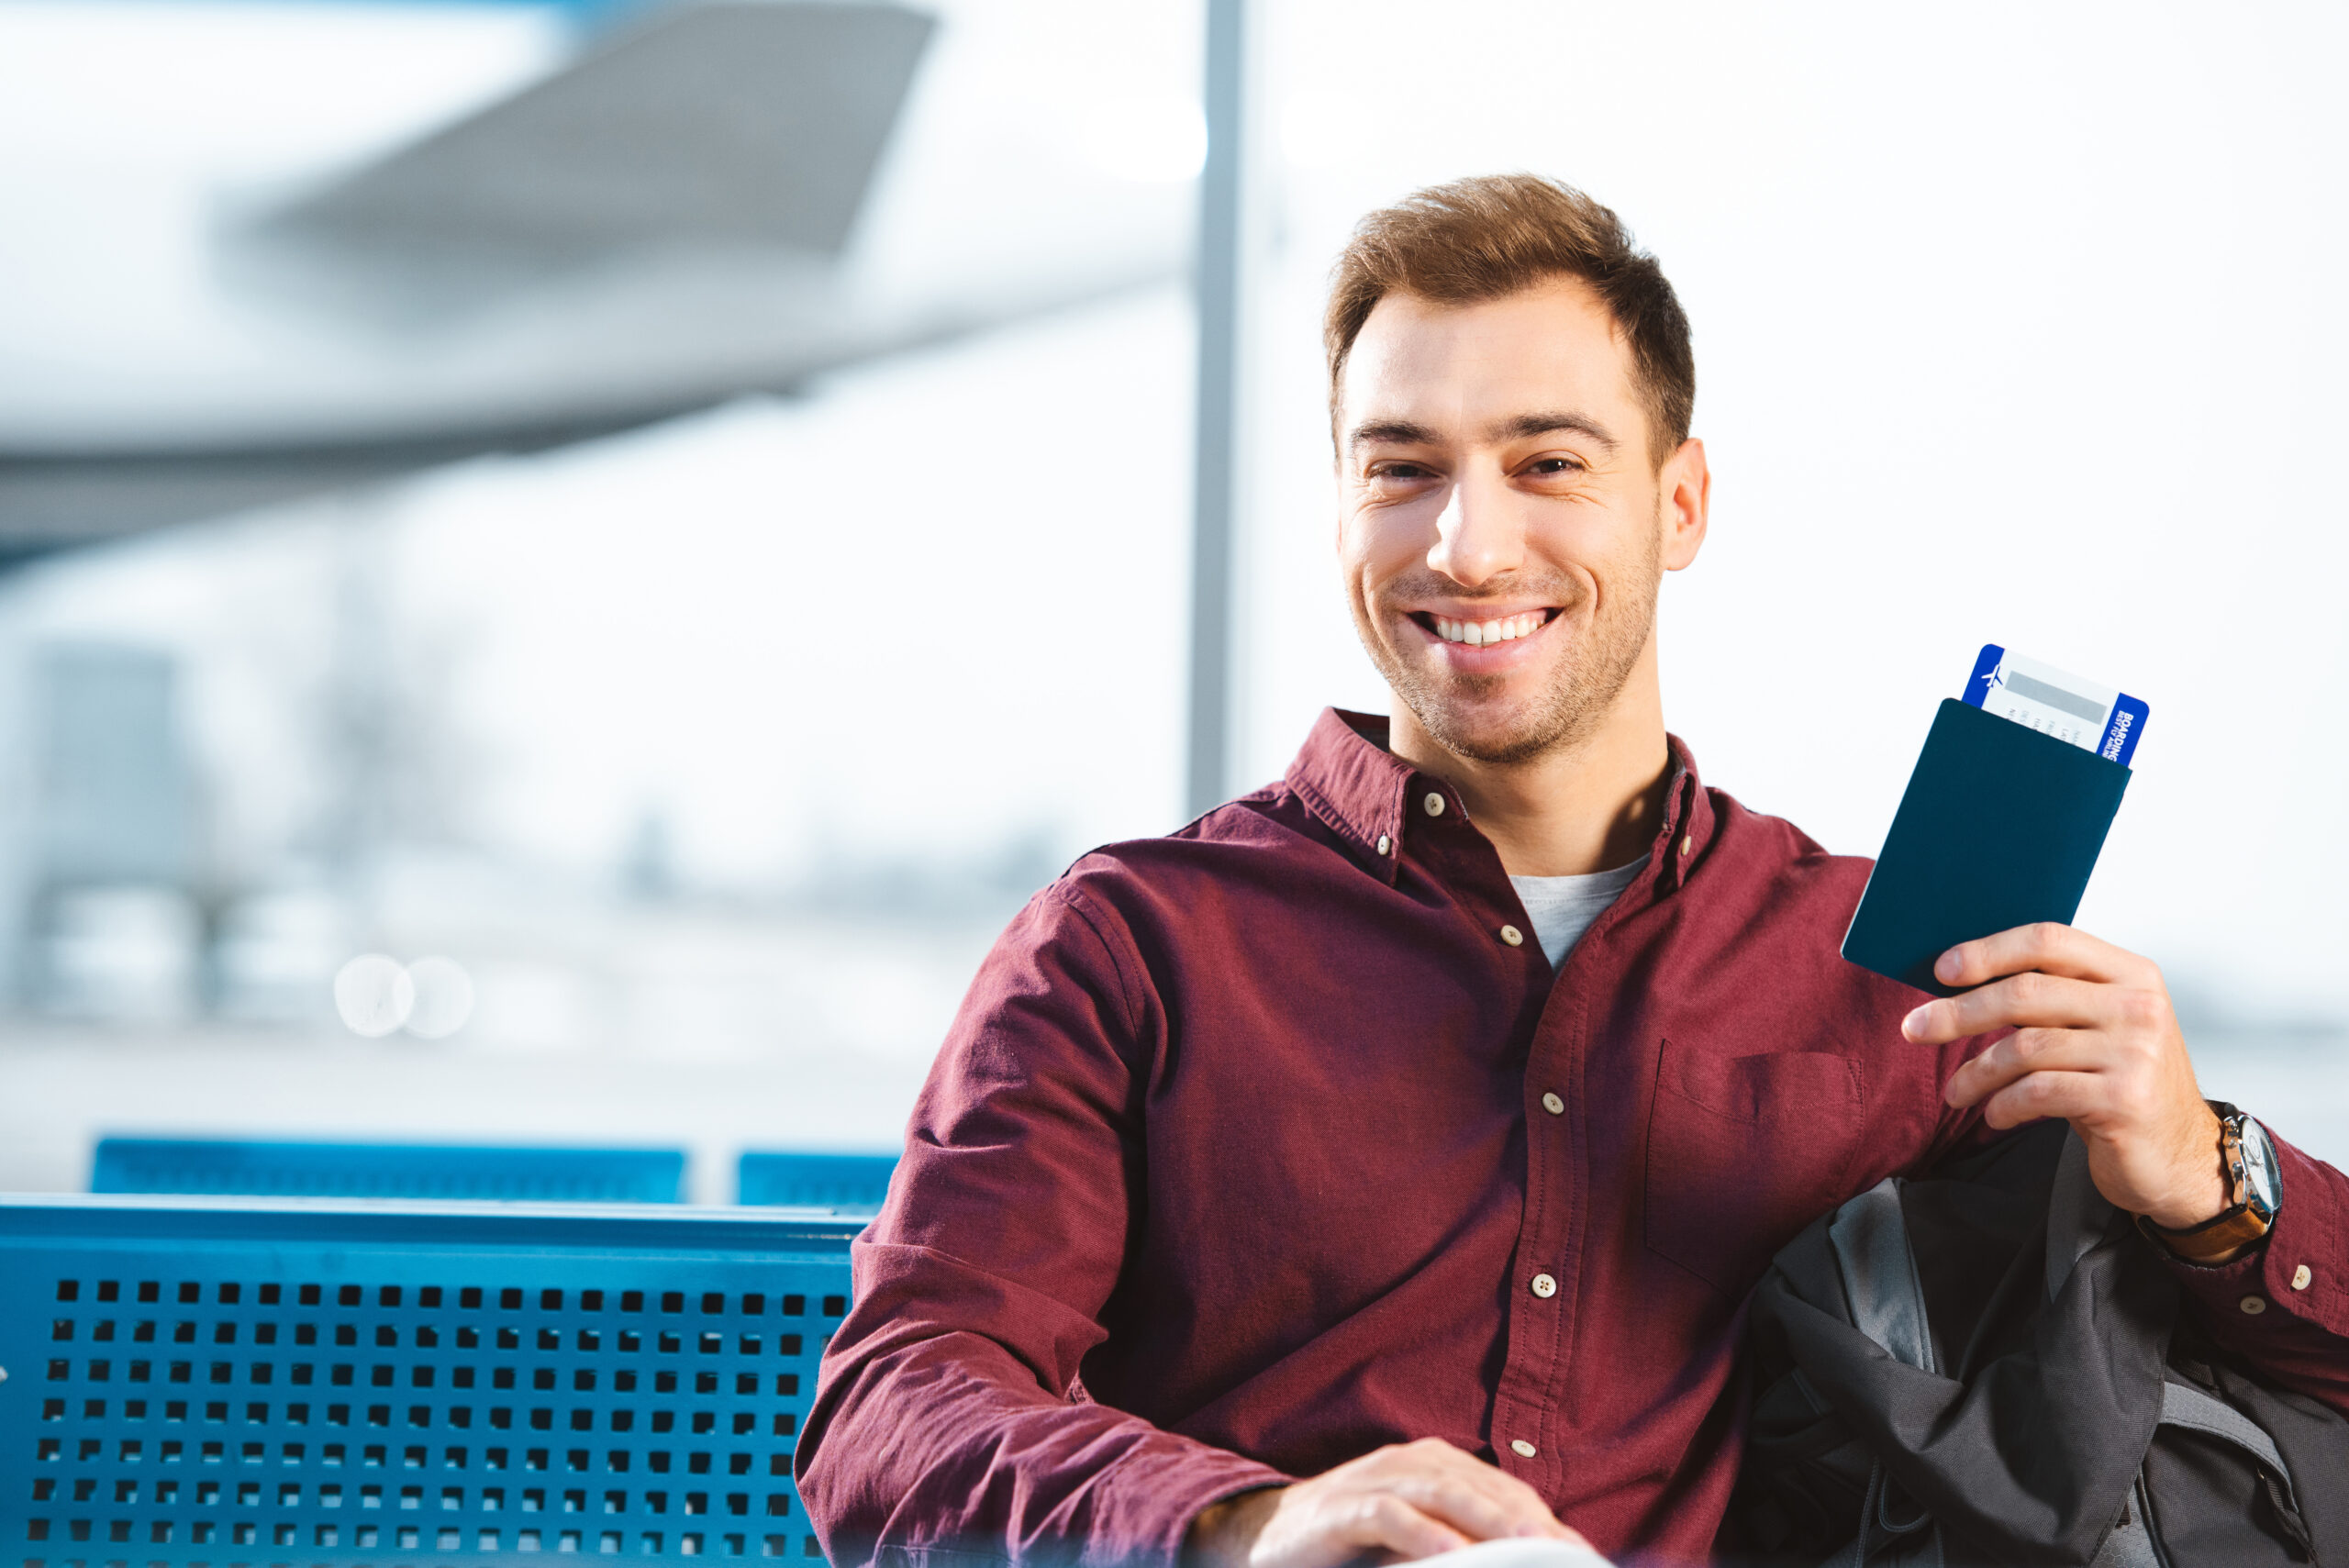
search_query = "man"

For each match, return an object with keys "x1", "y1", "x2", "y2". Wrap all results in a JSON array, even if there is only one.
[{"x1": 797, "y1": 175, "x2": 2348, "y2": 1566}]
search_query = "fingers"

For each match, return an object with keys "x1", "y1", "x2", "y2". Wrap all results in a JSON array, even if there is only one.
[
  {"x1": 1903, "y1": 971, "x2": 2110, "y2": 1046},
  {"x1": 1342, "y1": 1496, "x2": 1473, "y2": 1563},
  {"x1": 1254, "y1": 1440, "x2": 1582, "y2": 1568},
  {"x1": 1942, "y1": 1026, "x2": 2098, "y2": 1106},
  {"x1": 1931, "y1": 923, "x2": 2143, "y2": 992},
  {"x1": 1374, "y1": 1478, "x2": 1520, "y2": 1547},
  {"x1": 1250, "y1": 1489, "x2": 1464, "y2": 1568},
  {"x1": 1366, "y1": 1440, "x2": 1571, "y2": 1544},
  {"x1": 1974, "y1": 1068, "x2": 2104, "y2": 1131},
  {"x1": 1898, "y1": 928, "x2": 2227, "y2": 1230},
  {"x1": 1960, "y1": 1048, "x2": 2187, "y2": 1132}
]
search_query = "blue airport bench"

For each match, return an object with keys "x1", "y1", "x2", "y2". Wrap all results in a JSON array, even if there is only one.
[
  {"x1": 734, "y1": 1155, "x2": 896, "y2": 1215},
  {"x1": 0, "y1": 1194, "x2": 859, "y2": 1564},
  {"x1": 92, "y1": 1140, "x2": 689, "y2": 1205}
]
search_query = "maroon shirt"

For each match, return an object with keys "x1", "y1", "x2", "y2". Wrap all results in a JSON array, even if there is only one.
[{"x1": 800, "y1": 709, "x2": 2349, "y2": 1566}]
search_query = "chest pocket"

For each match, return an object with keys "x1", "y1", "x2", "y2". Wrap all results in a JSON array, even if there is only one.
[{"x1": 1643, "y1": 1039, "x2": 1866, "y2": 1298}]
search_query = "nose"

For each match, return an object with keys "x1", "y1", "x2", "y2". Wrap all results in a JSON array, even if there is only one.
[{"x1": 1422, "y1": 473, "x2": 1524, "y2": 588}]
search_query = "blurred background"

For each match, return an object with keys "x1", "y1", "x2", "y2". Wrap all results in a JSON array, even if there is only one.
[{"x1": 0, "y1": 0, "x2": 2341, "y2": 1199}]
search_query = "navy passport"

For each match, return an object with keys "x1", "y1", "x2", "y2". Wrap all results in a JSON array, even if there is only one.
[{"x1": 1841, "y1": 698, "x2": 2132, "y2": 996}]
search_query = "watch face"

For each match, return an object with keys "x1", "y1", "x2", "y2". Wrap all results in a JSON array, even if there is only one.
[{"x1": 2240, "y1": 1117, "x2": 2281, "y2": 1216}]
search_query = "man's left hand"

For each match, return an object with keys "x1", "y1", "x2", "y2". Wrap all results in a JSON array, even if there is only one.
[{"x1": 1900, "y1": 923, "x2": 2229, "y2": 1232}]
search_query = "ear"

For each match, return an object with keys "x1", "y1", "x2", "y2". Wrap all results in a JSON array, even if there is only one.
[{"x1": 1658, "y1": 436, "x2": 1710, "y2": 572}]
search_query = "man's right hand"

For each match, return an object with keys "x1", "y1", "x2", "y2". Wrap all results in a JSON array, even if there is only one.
[{"x1": 1184, "y1": 1439, "x2": 1589, "y2": 1568}]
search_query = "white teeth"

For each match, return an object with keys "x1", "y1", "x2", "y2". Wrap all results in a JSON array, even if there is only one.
[{"x1": 1432, "y1": 612, "x2": 1547, "y2": 645}]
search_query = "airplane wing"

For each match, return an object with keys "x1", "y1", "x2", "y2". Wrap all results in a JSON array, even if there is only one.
[
  {"x1": 0, "y1": 0, "x2": 1188, "y2": 561},
  {"x1": 262, "y1": 0, "x2": 931, "y2": 257}
]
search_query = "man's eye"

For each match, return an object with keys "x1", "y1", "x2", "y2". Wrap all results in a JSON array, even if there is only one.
[
  {"x1": 1526, "y1": 458, "x2": 1582, "y2": 475},
  {"x1": 1371, "y1": 463, "x2": 1434, "y2": 481}
]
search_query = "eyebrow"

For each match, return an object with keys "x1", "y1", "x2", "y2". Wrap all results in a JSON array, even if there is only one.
[
  {"x1": 1491, "y1": 411, "x2": 1619, "y2": 451},
  {"x1": 1346, "y1": 418, "x2": 1442, "y2": 450},
  {"x1": 1346, "y1": 410, "x2": 1620, "y2": 453}
]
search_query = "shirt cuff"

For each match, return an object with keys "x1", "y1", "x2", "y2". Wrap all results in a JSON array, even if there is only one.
[
  {"x1": 1094, "y1": 1448, "x2": 1291, "y2": 1568},
  {"x1": 2154, "y1": 1131, "x2": 2349, "y2": 1339}
]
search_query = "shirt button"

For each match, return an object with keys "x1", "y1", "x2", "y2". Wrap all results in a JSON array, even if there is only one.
[
  {"x1": 1423, "y1": 792, "x2": 1446, "y2": 817},
  {"x1": 2292, "y1": 1264, "x2": 2313, "y2": 1292},
  {"x1": 1680, "y1": 834, "x2": 1692, "y2": 856},
  {"x1": 1499, "y1": 924, "x2": 1524, "y2": 948},
  {"x1": 1509, "y1": 1440, "x2": 1537, "y2": 1459},
  {"x1": 1542, "y1": 1092, "x2": 1564, "y2": 1116},
  {"x1": 2239, "y1": 1295, "x2": 2267, "y2": 1316},
  {"x1": 1375, "y1": 834, "x2": 1391, "y2": 856},
  {"x1": 1531, "y1": 1273, "x2": 1557, "y2": 1299}
]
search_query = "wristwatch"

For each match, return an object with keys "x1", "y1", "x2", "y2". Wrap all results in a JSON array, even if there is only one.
[{"x1": 2140, "y1": 1101, "x2": 2282, "y2": 1263}]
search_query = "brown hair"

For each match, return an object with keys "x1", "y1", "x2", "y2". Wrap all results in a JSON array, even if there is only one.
[{"x1": 1324, "y1": 174, "x2": 1694, "y2": 466}]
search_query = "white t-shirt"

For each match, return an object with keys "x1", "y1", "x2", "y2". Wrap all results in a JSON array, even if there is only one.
[{"x1": 1508, "y1": 858, "x2": 1645, "y2": 967}]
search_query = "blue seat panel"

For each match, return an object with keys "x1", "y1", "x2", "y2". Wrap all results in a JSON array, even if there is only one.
[
  {"x1": 734, "y1": 1154, "x2": 896, "y2": 1215},
  {"x1": 0, "y1": 1195, "x2": 858, "y2": 1565},
  {"x1": 92, "y1": 1140, "x2": 689, "y2": 1204}
]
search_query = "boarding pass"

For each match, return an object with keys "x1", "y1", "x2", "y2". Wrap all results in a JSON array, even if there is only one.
[{"x1": 1963, "y1": 645, "x2": 2148, "y2": 767}]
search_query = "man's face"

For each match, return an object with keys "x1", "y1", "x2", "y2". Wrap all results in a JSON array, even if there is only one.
[{"x1": 1335, "y1": 276, "x2": 1705, "y2": 765}]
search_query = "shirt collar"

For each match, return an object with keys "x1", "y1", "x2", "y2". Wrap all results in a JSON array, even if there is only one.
[
  {"x1": 1283, "y1": 706, "x2": 1716, "y2": 890},
  {"x1": 1653, "y1": 735, "x2": 1715, "y2": 892}
]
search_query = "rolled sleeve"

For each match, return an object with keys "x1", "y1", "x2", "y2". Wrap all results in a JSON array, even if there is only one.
[
  {"x1": 2158, "y1": 1130, "x2": 2349, "y2": 1412},
  {"x1": 815, "y1": 1242, "x2": 1288, "y2": 1568},
  {"x1": 797, "y1": 884, "x2": 1290, "y2": 1568}
]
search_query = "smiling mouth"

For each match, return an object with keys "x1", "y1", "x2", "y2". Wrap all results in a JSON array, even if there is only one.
[{"x1": 1408, "y1": 608, "x2": 1561, "y2": 648}]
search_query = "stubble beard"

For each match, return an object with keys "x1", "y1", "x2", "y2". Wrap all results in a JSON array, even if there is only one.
[{"x1": 1361, "y1": 524, "x2": 1663, "y2": 768}]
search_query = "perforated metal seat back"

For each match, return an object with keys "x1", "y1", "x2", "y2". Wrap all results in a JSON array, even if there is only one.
[
  {"x1": 0, "y1": 1196, "x2": 859, "y2": 1566},
  {"x1": 733, "y1": 1156, "x2": 895, "y2": 1215},
  {"x1": 91, "y1": 1141, "x2": 689, "y2": 1205}
]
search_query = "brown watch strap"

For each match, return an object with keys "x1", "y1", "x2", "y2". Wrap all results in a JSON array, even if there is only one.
[
  {"x1": 2140, "y1": 1203, "x2": 2272, "y2": 1263},
  {"x1": 2140, "y1": 1111, "x2": 2273, "y2": 1262}
]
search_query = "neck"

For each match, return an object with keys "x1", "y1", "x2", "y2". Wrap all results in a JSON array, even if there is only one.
[{"x1": 1388, "y1": 639, "x2": 1675, "y2": 878}]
